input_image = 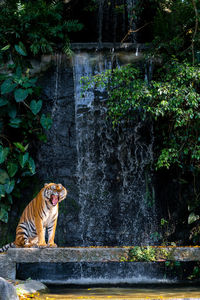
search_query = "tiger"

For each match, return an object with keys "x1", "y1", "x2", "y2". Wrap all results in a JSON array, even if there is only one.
[{"x1": 0, "y1": 183, "x2": 67, "y2": 252}]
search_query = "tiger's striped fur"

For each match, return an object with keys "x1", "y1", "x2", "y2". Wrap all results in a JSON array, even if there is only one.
[{"x1": 0, "y1": 183, "x2": 67, "y2": 252}]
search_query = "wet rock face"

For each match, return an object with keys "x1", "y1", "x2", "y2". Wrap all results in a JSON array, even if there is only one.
[
  {"x1": 37, "y1": 54, "x2": 80, "y2": 246},
  {"x1": 36, "y1": 52, "x2": 157, "y2": 247}
]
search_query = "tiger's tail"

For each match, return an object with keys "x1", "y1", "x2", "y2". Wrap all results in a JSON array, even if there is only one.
[{"x1": 0, "y1": 242, "x2": 15, "y2": 253}]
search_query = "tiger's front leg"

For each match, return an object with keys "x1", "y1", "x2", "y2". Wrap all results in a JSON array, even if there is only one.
[
  {"x1": 47, "y1": 218, "x2": 57, "y2": 248},
  {"x1": 35, "y1": 216, "x2": 47, "y2": 247}
]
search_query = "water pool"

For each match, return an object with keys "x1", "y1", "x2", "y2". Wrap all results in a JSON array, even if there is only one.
[{"x1": 37, "y1": 286, "x2": 200, "y2": 299}]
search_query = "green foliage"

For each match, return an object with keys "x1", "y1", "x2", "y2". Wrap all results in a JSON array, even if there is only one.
[
  {"x1": 161, "y1": 218, "x2": 168, "y2": 226},
  {"x1": 82, "y1": 60, "x2": 200, "y2": 174},
  {"x1": 40, "y1": 114, "x2": 53, "y2": 130},
  {"x1": 129, "y1": 246, "x2": 156, "y2": 262},
  {"x1": 127, "y1": 246, "x2": 169, "y2": 262},
  {"x1": 0, "y1": 0, "x2": 83, "y2": 57},
  {"x1": 0, "y1": 50, "x2": 52, "y2": 223},
  {"x1": 0, "y1": 0, "x2": 84, "y2": 223},
  {"x1": 165, "y1": 260, "x2": 181, "y2": 271},
  {"x1": 152, "y1": 0, "x2": 195, "y2": 57},
  {"x1": 30, "y1": 100, "x2": 42, "y2": 116},
  {"x1": 188, "y1": 264, "x2": 200, "y2": 280},
  {"x1": 188, "y1": 212, "x2": 199, "y2": 225}
]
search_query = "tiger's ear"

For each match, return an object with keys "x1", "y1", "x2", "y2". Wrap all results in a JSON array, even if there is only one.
[{"x1": 44, "y1": 183, "x2": 49, "y2": 187}]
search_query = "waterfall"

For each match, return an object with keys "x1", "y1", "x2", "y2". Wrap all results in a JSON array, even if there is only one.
[
  {"x1": 51, "y1": 53, "x2": 61, "y2": 118},
  {"x1": 73, "y1": 51, "x2": 157, "y2": 246},
  {"x1": 17, "y1": 262, "x2": 171, "y2": 284}
]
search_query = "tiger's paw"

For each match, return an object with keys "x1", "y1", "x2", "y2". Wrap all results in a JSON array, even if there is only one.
[
  {"x1": 24, "y1": 243, "x2": 32, "y2": 248},
  {"x1": 38, "y1": 242, "x2": 48, "y2": 248},
  {"x1": 48, "y1": 243, "x2": 57, "y2": 248},
  {"x1": 30, "y1": 244, "x2": 39, "y2": 248}
]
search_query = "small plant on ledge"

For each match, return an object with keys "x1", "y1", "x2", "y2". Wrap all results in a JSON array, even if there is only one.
[{"x1": 121, "y1": 246, "x2": 169, "y2": 262}]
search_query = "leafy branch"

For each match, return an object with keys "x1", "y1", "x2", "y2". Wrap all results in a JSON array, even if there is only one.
[{"x1": 0, "y1": 46, "x2": 52, "y2": 223}]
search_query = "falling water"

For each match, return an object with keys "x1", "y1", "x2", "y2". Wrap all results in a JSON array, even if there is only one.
[
  {"x1": 49, "y1": 54, "x2": 63, "y2": 175},
  {"x1": 144, "y1": 59, "x2": 154, "y2": 83},
  {"x1": 73, "y1": 51, "x2": 157, "y2": 246},
  {"x1": 17, "y1": 261, "x2": 171, "y2": 284},
  {"x1": 51, "y1": 53, "x2": 61, "y2": 119}
]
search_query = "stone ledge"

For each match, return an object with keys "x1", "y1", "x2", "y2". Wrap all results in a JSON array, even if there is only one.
[
  {"x1": 1, "y1": 247, "x2": 200, "y2": 281},
  {"x1": 8, "y1": 247, "x2": 129, "y2": 263},
  {"x1": 166, "y1": 246, "x2": 200, "y2": 261},
  {"x1": 70, "y1": 42, "x2": 147, "y2": 50},
  {"x1": 7, "y1": 246, "x2": 200, "y2": 263}
]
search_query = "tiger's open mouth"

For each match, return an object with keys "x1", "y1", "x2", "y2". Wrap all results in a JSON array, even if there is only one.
[{"x1": 50, "y1": 194, "x2": 59, "y2": 206}]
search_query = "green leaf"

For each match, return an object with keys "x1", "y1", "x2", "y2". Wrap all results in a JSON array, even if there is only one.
[
  {"x1": 19, "y1": 41, "x2": 27, "y2": 54},
  {"x1": 193, "y1": 266, "x2": 200, "y2": 275},
  {"x1": 24, "y1": 144, "x2": 29, "y2": 151},
  {"x1": 7, "y1": 162, "x2": 18, "y2": 177},
  {"x1": 5, "y1": 179, "x2": 15, "y2": 194},
  {"x1": 0, "y1": 208, "x2": 8, "y2": 223},
  {"x1": 1, "y1": 45, "x2": 10, "y2": 51},
  {"x1": 0, "y1": 169, "x2": 9, "y2": 184},
  {"x1": 1, "y1": 79, "x2": 17, "y2": 95},
  {"x1": 28, "y1": 156, "x2": 36, "y2": 174},
  {"x1": 0, "y1": 98, "x2": 8, "y2": 107},
  {"x1": 15, "y1": 66, "x2": 22, "y2": 78},
  {"x1": 13, "y1": 142, "x2": 26, "y2": 152},
  {"x1": 8, "y1": 105, "x2": 17, "y2": 119},
  {"x1": 30, "y1": 100, "x2": 42, "y2": 115},
  {"x1": 161, "y1": 218, "x2": 168, "y2": 226},
  {"x1": 22, "y1": 78, "x2": 37, "y2": 88},
  {"x1": 188, "y1": 212, "x2": 199, "y2": 224},
  {"x1": 0, "y1": 146, "x2": 9, "y2": 164},
  {"x1": 40, "y1": 114, "x2": 52, "y2": 130},
  {"x1": 9, "y1": 118, "x2": 22, "y2": 128},
  {"x1": 29, "y1": 78, "x2": 37, "y2": 85},
  {"x1": 14, "y1": 44, "x2": 27, "y2": 56},
  {"x1": 14, "y1": 88, "x2": 29, "y2": 102},
  {"x1": 0, "y1": 184, "x2": 5, "y2": 197},
  {"x1": 19, "y1": 152, "x2": 29, "y2": 168}
]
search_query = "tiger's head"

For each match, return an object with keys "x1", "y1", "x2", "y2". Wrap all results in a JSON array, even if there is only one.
[{"x1": 43, "y1": 183, "x2": 67, "y2": 206}]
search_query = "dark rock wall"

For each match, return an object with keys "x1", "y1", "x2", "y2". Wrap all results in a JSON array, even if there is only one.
[{"x1": 36, "y1": 54, "x2": 80, "y2": 246}]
